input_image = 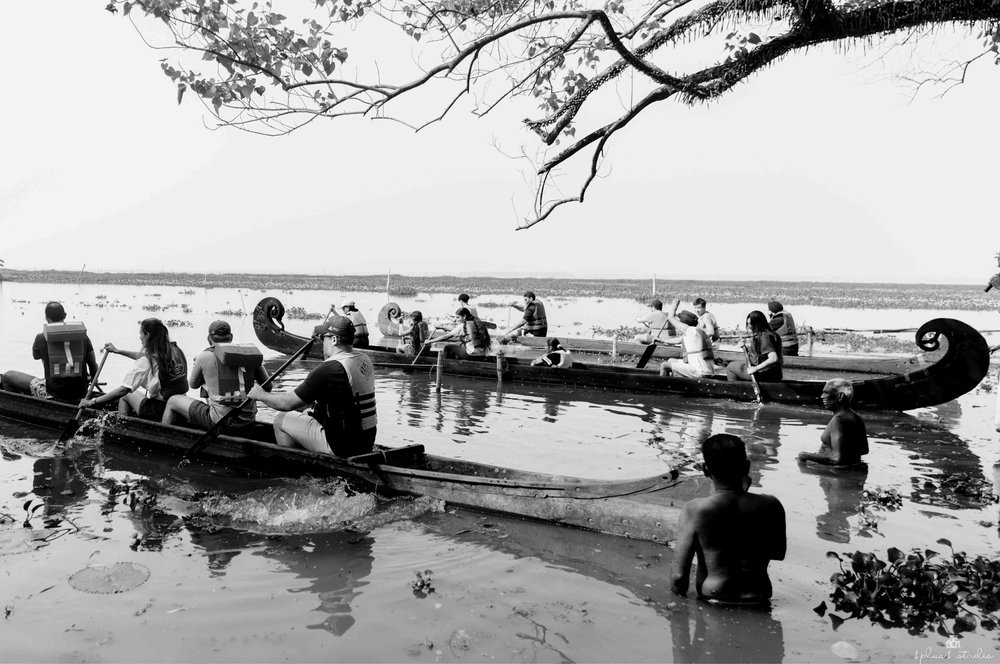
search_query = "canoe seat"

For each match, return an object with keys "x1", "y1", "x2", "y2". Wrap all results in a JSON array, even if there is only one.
[{"x1": 349, "y1": 443, "x2": 426, "y2": 467}]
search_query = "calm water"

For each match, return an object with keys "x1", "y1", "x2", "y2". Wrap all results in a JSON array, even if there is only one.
[{"x1": 2, "y1": 281, "x2": 1000, "y2": 662}]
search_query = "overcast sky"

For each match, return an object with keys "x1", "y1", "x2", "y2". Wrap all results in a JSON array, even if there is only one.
[{"x1": 1, "y1": 2, "x2": 995, "y2": 284}]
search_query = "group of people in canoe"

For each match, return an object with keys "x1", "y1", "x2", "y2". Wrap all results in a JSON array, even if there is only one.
[
  {"x1": 0, "y1": 294, "x2": 870, "y2": 606},
  {"x1": 0, "y1": 300, "x2": 378, "y2": 458}
]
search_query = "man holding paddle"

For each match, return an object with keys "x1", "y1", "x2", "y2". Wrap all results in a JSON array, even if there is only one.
[
  {"x1": 634, "y1": 299, "x2": 674, "y2": 344},
  {"x1": 248, "y1": 316, "x2": 376, "y2": 457}
]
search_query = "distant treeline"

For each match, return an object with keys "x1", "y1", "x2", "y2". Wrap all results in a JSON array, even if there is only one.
[{"x1": 2, "y1": 269, "x2": 995, "y2": 311}]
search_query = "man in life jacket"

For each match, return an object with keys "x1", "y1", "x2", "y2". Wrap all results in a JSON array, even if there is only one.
[
  {"x1": 161, "y1": 320, "x2": 271, "y2": 430},
  {"x1": 338, "y1": 299, "x2": 370, "y2": 349},
  {"x1": 767, "y1": 301, "x2": 799, "y2": 356},
  {"x1": 658, "y1": 301, "x2": 716, "y2": 378},
  {"x1": 427, "y1": 308, "x2": 491, "y2": 359},
  {"x1": 1, "y1": 301, "x2": 99, "y2": 402},
  {"x1": 249, "y1": 315, "x2": 377, "y2": 457},
  {"x1": 503, "y1": 291, "x2": 547, "y2": 341}
]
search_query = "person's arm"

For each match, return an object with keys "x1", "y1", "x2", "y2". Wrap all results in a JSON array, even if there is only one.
[
  {"x1": 767, "y1": 497, "x2": 787, "y2": 561},
  {"x1": 701, "y1": 315, "x2": 718, "y2": 340},
  {"x1": 105, "y1": 343, "x2": 140, "y2": 361},
  {"x1": 767, "y1": 313, "x2": 783, "y2": 332},
  {"x1": 253, "y1": 365, "x2": 273, "y2": 392},
  {"x1": 248, "y1": 384, "x2": 305, "y2": 411},
  {"x1": 510, "y1": 302, "x2": 525, "y2": 312},
  {"x1": 85, "y1": 348, "x2": 99, "y2": 379},
  {"x1": 798, "y1": 418, "x2": 852, "y2": 465},
  {"x1": 32, "y1": 334, "x2": 44, "y2": 361},
  {"x1": 505, "y1": 320, "x2": 526, "y2": 336},
  {"x1": 189, "y1": 354, "x2": 206, "y2": 390},
  {"x1": 748, "y1": 351, "x2": 779, "y2": 374},
  {"x1": 670, "y1": 502, "x2": 699, "y2": 596},
  {"x1": 556, "y1": 352, "x2": 571, "y2": 368},
  {"x1": 427, "y1": 324, "x2": 460, "y2": 344},
  {"x1": 81, "y1": 385, "x2": 131, "y2": 408}
]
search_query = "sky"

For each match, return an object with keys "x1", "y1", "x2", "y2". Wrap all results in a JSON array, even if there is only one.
[{"x1": 0, "y1": 1, "x2": 996, "y2": 284}]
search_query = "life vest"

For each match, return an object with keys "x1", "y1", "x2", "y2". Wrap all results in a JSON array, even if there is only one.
[
  {"x1": 466, "y1": 319, "x2": 491, "y2": 352},
  {"x1": 210, "y1": 343, "x2": 263, "y2": 405},
  {"x1": 42, "y1": 322, "x2": 88, "y2": 379},
  {"x1": 683, "y1": 328, "x2": 715, "y2": 362},
  {"x1": 332, "y1": 351, "x2": 377, "y2": 433},
  {"x1": 346, "y1": 310, "x2": 369, "y2": 337},
  {"x1": 523, "y1": 301, "x2": 547, "y2": 333},
  {"x1": 408, "y1": 321, "x2": 429, "y2": 354},
  {"x1": 157, "y1": 342, "x2": 189, "y2": 399},
  {"x1": 772, "y1": 311, "x2": 799, "y2": 352}
]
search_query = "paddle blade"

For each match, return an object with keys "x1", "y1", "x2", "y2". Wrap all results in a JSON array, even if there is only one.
[
  {"x1": 57, "y1": 417, "x2": 80, "y2": 444},
  {"x1": 636, "y1": 343, "x2": 658, "y2": 369}
]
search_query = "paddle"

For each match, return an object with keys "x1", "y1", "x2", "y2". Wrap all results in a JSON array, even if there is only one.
[
  {"x1": 178, "y1": 336, "x2": 316, "y2": 465},
  {"x1": 742, "y1": 341, "x2": 764, "y2": 404},
  {"x1": 636, "y1": 317, "x2": 671, "y2": 369},
  {"x1": 57, "y1": 348, "x2": 111, "y2": 443}
]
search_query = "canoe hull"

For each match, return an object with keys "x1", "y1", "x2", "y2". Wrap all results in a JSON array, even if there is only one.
[
  {"x1": 0, "y1": 390, "x2": 705, "y2": 543},
  {"x1": 255, "y1": 298, "x2": 989, "y2": 411}
]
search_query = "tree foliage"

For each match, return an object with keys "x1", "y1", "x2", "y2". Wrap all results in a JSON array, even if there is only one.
[{"x1": 107, "y1": 0, "x2": 1000, "y2": 226}]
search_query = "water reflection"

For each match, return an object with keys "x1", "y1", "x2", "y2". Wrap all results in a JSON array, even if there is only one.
[
  {"x1": 798, "y1": 463, "x2": 869, "y2": 544},
  {"x1": 669, "y1": 599, "x2": 784, "y2": 663}
]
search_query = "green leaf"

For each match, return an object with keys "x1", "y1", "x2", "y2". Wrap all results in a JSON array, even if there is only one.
[
  {"x1": 937, "y1": 538, "x2": 952, "y2": 548},
  {"x1": 747, "y1": 32, "x2": 761, "y2": 44}
]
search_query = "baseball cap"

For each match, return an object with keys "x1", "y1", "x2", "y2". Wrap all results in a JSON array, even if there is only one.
[
  {"x1": 208, "y1": 320, "x2": 232, "y2": 340},
  {"x1": 340, "y1": 299, "x2": 356, "y2": 309},
  {"x1": 315, "y1": 315, "x2": 355, "y2": 340}
]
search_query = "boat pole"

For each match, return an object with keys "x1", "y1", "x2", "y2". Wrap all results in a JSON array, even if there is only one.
[
  {"x1": 435, "y1": 348, "x2": 444, "y2": 392},
  {"x1": 495, "y1": 349, "x2": 504, "y2": 382}
]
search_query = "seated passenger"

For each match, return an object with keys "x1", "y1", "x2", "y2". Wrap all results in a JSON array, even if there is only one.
[
  {"x1": 427, "y1": 308, "x2": 491, "y2": 360},
  {"x1": 396, "y1": 311, "x2": 430, "y2": 357},
  {"x1": 161, "y1": 320, "x2": 271, "y2": 431},
  {"x1": 339, "y1": 299, "x2": 370, "y2": 349},
  {"x1": 1, "y1": 301, "x2": 99, "y2": 403},
  {"x1": 634, "y1": 298, "x2": 674, "y2": 344},
  {"x1": 671, "y1": 434, "x2": 786, "y2": 604},
  {"x1": 767, "y1": 301, "x2": 799, "y2": 357},
  {"x1": 80, "y1": 318, "x2": 188, "y2": 421},
  {"x1": 248, "y1": 316, "x2": 376, "y2": 457},
  {"x1": 503, "y1": 291, "x2": 547, "y2": 340},
  {"x1": 658, "y1": 302, "x2": 714, "y2": 378},
  {"x1": 531, "y1": 338, "x2": 572, "y2": 368},
  {"x1": 798, "y1": 378, "x2": 868, "y2": 466},
  {"x1": 726, "y1": 311, "x2": 783, "y2": 383},
  {"x1": 693, "y1": 297, "x2": 721, "y2": 345},
  {"x1": 457, "y1": 293, "x2": 480, "y2": 320}
]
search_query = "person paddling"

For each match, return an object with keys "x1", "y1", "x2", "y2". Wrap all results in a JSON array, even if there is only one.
[
  {"x1": 503, "y1": 291, "x2": 547, "y2": 340},
  {"x1": 427, "y1": 308, "x2": 491, "y2": 359}
]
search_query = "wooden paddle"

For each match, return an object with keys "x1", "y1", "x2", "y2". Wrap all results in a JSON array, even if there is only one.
[
  {"x1": 58, "y1": 348, "x2": 111, "y2": 443},
  {"x1": 178, "y1": 337, "x2": 316, "y2": 465},
  {"x1": 636, "y1": 317, "x2": 671, "y2": 369},
  {"x1": 742, "y1": 341, "x2": 764, "y2": 404}
]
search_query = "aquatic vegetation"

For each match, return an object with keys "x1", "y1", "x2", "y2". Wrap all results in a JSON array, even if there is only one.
[
  {"x1": 822, "y1": 542, "x2": 1000, "y2": 635},
  {"x1": 68, "y1": 562, "x2": 150, "y2": 594},
  {"x1": 283, "y1": 306, "x2": 325, "y2": 320},
  {"x1": 411, "y1": 569, "x2": 435, "y2": 598},
  {"x1": 912, "y1": 474, "x2": 1000, "y2": 508},
  {"x1": 213, "y1": 309, "x2": 245, "y2": 317},
  {"x1": 862, "y1": 486, "x2": 904, "y2": 510}
]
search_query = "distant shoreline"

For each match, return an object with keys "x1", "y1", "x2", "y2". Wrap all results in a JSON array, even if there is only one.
[{"x1": 1, "y1": 268, "x2": 995, "y2": 310}]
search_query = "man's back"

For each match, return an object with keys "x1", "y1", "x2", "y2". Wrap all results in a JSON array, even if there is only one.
[{"x1": 673, "y1": 489, "x2": 786, "y2": 603}]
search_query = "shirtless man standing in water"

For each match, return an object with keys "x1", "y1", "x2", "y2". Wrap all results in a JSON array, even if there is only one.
[
  {"x1": 797, "y1": 378, "x2": 868, "y2": 466},
  {"x1": 671, "y1": 434, "x2": 786, "y2": 603}
]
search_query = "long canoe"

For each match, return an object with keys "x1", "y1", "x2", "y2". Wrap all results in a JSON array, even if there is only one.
[
  {"x1": 256, "y1": 297, "x2": 989, "y2": 411},
  {"x1": 377, "y1": 302, "x2": 942, "y2": 375},
  {"x1": 0, "y1": 389, "x2": 707, "y2": 543}
]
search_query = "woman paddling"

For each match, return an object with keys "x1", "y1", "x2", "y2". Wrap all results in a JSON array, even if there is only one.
[
  {"x1": 726, "y1": 310, "x2": 783, "y2": 382},
  {"x1": 79, "y1": 318, "x2": 189, "y2": 421}
]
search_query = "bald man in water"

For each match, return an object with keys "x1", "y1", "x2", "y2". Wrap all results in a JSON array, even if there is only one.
[{"x1": 671, "y1": 434, "x2": 786, "y2": 604}]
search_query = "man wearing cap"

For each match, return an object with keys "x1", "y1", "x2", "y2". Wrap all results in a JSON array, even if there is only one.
[
  {"x1": 767, "y1": 301, "x2": 799, "y2": 356},
  {"x1": 161, "y1": 320, "x2": 271, "y2": 430},
  {"x1": 338, "y1": 299, "x2": 370, "y2": 349},
  {"x1": 634, "y1": 298, "x2": 675, "y2": 344},
  {"x1": 248, "y1": 315, "x2": 377, "y2": 457},
  {"x1": 658, "y1": 300, "x2": 715, "y2": 378}
]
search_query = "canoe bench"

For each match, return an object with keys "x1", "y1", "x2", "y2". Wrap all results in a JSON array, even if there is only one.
[{"x1": 349, "y1": 443, "x2": 426, "y2": 467}]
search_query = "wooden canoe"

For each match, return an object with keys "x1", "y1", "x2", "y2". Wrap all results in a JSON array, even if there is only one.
[
  {"x1": 376, "y1": 302, "x2": 942, "y2": 375},
  {"x1": 0, "y1": 389, "x2": 707, "y2": 543},
  {"x1": 256, "y1": 297, "x2": 989, "y2": 411}
]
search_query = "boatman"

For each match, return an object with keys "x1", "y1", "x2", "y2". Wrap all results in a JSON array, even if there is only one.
[
  {"x1": 693, "y1": 298, "x2": 721, "y2": 345},
  {"x1": 658, "y1": 301, "x2": 715, "y2": 378},
  {"x1": 671, "y1": 434, "x2": 786, "y2": 604},
  {"x1": 338, "y1": 299, "x2": 370, "y2": 349},
  {"x1": 634, "y1": 299, "x2": 674, "y2": 344},
  {"x1": 797, "y1": 379, "x2": 868, "y2": 467},
  {"x1": 504, "y1": 291, "x2": 547, "y2": 340},
  {"x1": 161, "y1": 320, "x2": 271, "y2": 431},
  {"x1": 767, "y1": 301, "x2": 799, "y2": 356},
  {"x1": 248, "y1": 316, "x2": 376, "y2": 457},
  {"x1": 1, "y1": 301, "x2": 99, "y2": 403}
]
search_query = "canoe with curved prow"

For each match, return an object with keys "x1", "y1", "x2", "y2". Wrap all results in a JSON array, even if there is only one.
[
  {"x1": 255, "y1": 297, "x2": 990, "y2": 411},
  {"x1": 0, "y1": 389, "x2": 708, "y2": 543},
  {"x1": 375, "y1": 302, "x2": 945, "y2": 376}
]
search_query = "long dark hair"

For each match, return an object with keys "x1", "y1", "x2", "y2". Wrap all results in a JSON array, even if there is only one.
[
  {"x1": 140, "y1": 318, "x2": 174, "y2": 366},
  {"x1": 745, "y1": 310, "x2": 770, "y2": 336}
]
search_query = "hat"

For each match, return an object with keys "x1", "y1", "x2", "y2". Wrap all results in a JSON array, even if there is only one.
[
  {"x1": 315, "y1": 315, "x2": 355, "y2": 340},
  {"x1": 340, "y1": 299, "x2": 356, "y2": 309},
  {"x1": 678, "y1": 310, "x2": 698, "y2": 326},
  {"x1": 649, "y1": 299, "x2": 663, "y2": 310},
  {"x1": 767, "y1": 301, "x2": 783, "y2": 314},
  {"x1": 208, "y1": 320, "x2": 232, "y2": 340}
]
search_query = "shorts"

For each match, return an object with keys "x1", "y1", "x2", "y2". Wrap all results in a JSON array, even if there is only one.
[
  {"x1": 666, "y1": 358, "x2": 714, "y2": 379},
  {"x1": 137, "y1": 397, "x2": 167, "y2": 421},
  {"x1": 29, "y1": 377, "x2": 50, "y2": 399},
  {"x1": 275, "y1": 411, "x2": 332, "y2": 454},
  {"x1": 188, "y1": 401, "x2": 216, "y2": 430}
]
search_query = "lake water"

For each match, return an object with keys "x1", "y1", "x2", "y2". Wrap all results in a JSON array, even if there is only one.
[{"x1": 2, "y1": 281, "x2": 1000, "y2": 662}]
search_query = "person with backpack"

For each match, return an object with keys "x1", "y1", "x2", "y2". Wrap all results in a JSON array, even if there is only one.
[
  {"x1": 396, "y1": 311, "x2": 430, "y2": 357},
  {"x1": 427, "y1": 308, "x2": 491, "y2": 359}
]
